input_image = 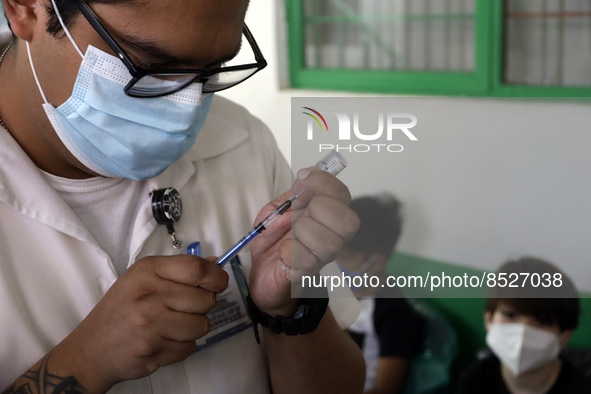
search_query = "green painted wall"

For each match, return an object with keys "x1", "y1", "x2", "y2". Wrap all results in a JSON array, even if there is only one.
[{"x1": 387, "y1": 252, "x2": 591, "y2": 390}]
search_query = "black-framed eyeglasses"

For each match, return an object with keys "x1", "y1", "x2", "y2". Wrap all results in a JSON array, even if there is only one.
[{"x1": 75, "y1": 0, "x2": 267, "y2": 98}]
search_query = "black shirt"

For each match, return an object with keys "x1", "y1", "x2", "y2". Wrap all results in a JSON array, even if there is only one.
[
  {"x1": 457, "y1": 354, "x2": 591, "y2": 394},
  {"x1": 348, "y1": 292, "x2": 424, "y2": 358}
]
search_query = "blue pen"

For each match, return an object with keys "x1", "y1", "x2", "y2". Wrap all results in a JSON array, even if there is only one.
[
  {"x1": 216, "y1": 195, "x2": 297, "y2": 267},
  {"x1": 215, "y1": 150, "x2": 348, "y2": 268}
]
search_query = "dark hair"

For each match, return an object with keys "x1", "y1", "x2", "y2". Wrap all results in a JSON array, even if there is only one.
[
  {"x1": 485, "y1": 257, "x2": 580, "y2": 331},
  {"x1": 345, "y1": 194, "x2": 403, "y2": 258},
  {"x1": 1, "y1": 1, "x2": 130, "y2": 37},
  {"x1": 44, "y1": 0, "x2": 132, "y2": 37}
]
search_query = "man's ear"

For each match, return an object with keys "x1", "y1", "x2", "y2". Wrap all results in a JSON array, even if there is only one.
[
  {"x1": 4, "y1": 0, "x2": 39, "y2": 41},
  {"x1": 558, "y1": 330, "x2": 573, "y2": 349}
]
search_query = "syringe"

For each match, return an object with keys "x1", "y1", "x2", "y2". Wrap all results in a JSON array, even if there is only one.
[{"x1": 216, "y1": 150, "x2": 347, "y2": 267}]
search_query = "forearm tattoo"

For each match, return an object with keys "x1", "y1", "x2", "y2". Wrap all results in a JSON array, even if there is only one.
[{"x1": 2, "y1": 353, "x2": 86, "y2": 394}]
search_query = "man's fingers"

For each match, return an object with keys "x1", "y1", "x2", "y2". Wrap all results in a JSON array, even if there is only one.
[
  {"x1": 150, "y1": 339, "x2": 199, "y2": 368},
  {"x1": 156, "y1": 310, "x2": 211, "y2": 342},
  {"x1": 292, "y1": 216, "x2": 345, "y2": 263},
  {"x1": 303, "y1": 196, "x2": 360, "y2": 243},
  {"x1": 278, "y1": 238, "x2": 320, "y2": 278},
  {"x1": 291, "y1": 169, "x2": 352, "y2": 209},
  {"x1": 159, "y1": 284, "x2": 217, "y2": 314},
  {"x1": 146, "y1": 255, "x2": 229, "y2": 293}
]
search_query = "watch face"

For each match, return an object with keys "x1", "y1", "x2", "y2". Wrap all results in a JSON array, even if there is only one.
[{"x1": 151, "y1": 187, "x2": 182, "y2": 225}]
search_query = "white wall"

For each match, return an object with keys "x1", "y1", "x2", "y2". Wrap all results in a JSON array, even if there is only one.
[
  {"x1": 0, "y1": 8, "x2": 6, "y2": 30},
  {"x1": 221, "y1": 1, "x2": 591, "y2": 292}
]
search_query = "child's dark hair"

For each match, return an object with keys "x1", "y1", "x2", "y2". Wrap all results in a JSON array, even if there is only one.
[
  {"x1": 346, "y1": 194, "x2": 403, "y2": 258},
  {"x1": 485, "y1": 257, "x2": 580, "y2": 331}
]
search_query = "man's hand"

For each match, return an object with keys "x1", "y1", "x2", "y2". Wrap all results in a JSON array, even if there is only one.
[
  {"x1": 45, "y1": 255, "x2": 228, "y2": 392},
  {"x1": 248, "y1": 168, "x2": 360, "y2": 317}
]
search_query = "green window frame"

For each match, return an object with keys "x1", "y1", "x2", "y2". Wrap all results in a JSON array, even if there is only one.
[{"x1": 286, "y1": 0, "x2": 591, "y2": 98}]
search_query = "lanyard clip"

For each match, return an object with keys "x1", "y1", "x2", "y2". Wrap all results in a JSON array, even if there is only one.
[{"x1": 151, "y1": 187, "x2": 183, "y2": 249}]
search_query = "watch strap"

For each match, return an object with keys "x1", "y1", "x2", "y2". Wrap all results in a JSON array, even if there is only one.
[{"x1": 246, "y1": 291, "x2": 329, "y2": 343}]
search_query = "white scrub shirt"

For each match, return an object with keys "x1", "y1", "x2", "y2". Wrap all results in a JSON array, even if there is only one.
[{"x1": 0, "y1": 94, "x2": 358, "y2": 393}]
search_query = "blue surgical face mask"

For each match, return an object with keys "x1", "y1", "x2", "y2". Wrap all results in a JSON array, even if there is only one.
[{"x1": 26, "y1": 4, "x2": 212, "y2": 180}]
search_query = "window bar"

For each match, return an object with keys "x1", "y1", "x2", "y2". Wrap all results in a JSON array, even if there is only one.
[
  {"x1": 363, "y1": 2, "x2": 370, "y2": 70},
  {"x1": 337, "y1": 2, "x2": 345, "y2": 68},
  {"x1": 557, "y1": 0, "x2": 564, "y2": 86},
  {"x1": 541, "y1": 0, "x2": 548, "y2": 85},
  {"x1": 312, "y1": 0, "x2": 322, "y2": 68},
  {"x1": 384, "y1": 0, "x2": 391, "y2": 69},
  {"x1": 328, "y1": 0, "x2": 402, "y2": 68},
  {"x1": 369, "y1": 0, "x2": 376, "y2": 70},
  {"x1": 424, "y1": 0, "x2": 431, "y2": 70},
  {"x1": 380, "y1": 0, "x2": 388, "y2": 70},
  {"x1": 374, "y1": 0, "x2": 392, "y2": 68},
  {"x1": 503, "y1": 0, "x2": 510, "y2": 84},
  {"x1": 405, "y1": 0, "x2": 412, "y2": 70},
  {"x1": 504, "y1": 11, "x2": 591, "y2": 19},
  {"x1": 388, "y1": 0, "x2": 395, "y2": 70},
  {"x1": 459, "y1": 0, "x2": 465, "y2": 71},
  {"x1": 445, "y1": 0, "x2": 451, "y2": 70}
]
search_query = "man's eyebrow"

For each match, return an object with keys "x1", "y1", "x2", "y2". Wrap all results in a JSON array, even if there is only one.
[
  {"x1": 115, "y1": 32, "x2": 243, "y2": 68},
  {"x1": 115, "y1": 32, "x2": 189, "y2": 63}
]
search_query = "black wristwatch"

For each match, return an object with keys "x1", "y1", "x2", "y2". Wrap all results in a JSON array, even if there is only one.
[{"x1": 246, "y1": 291, "x2": 329, "y2": 344}]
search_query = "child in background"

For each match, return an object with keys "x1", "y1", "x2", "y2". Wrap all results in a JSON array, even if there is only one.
[
  {"x1": 337, "y1": 195, "x2": 425, "y2": 394},
  {"x1": 457, "y1": 257, "x2": 591, "y2": 394}
]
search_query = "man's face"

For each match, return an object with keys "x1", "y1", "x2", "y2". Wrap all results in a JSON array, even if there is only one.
[{"x1": 35, "y1": 0, "x2": 248, "y2": 106}]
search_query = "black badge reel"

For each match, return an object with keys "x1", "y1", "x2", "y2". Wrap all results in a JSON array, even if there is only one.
[{"x1": 151, "y1": 187, "x2": 183, "y2": 249}]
